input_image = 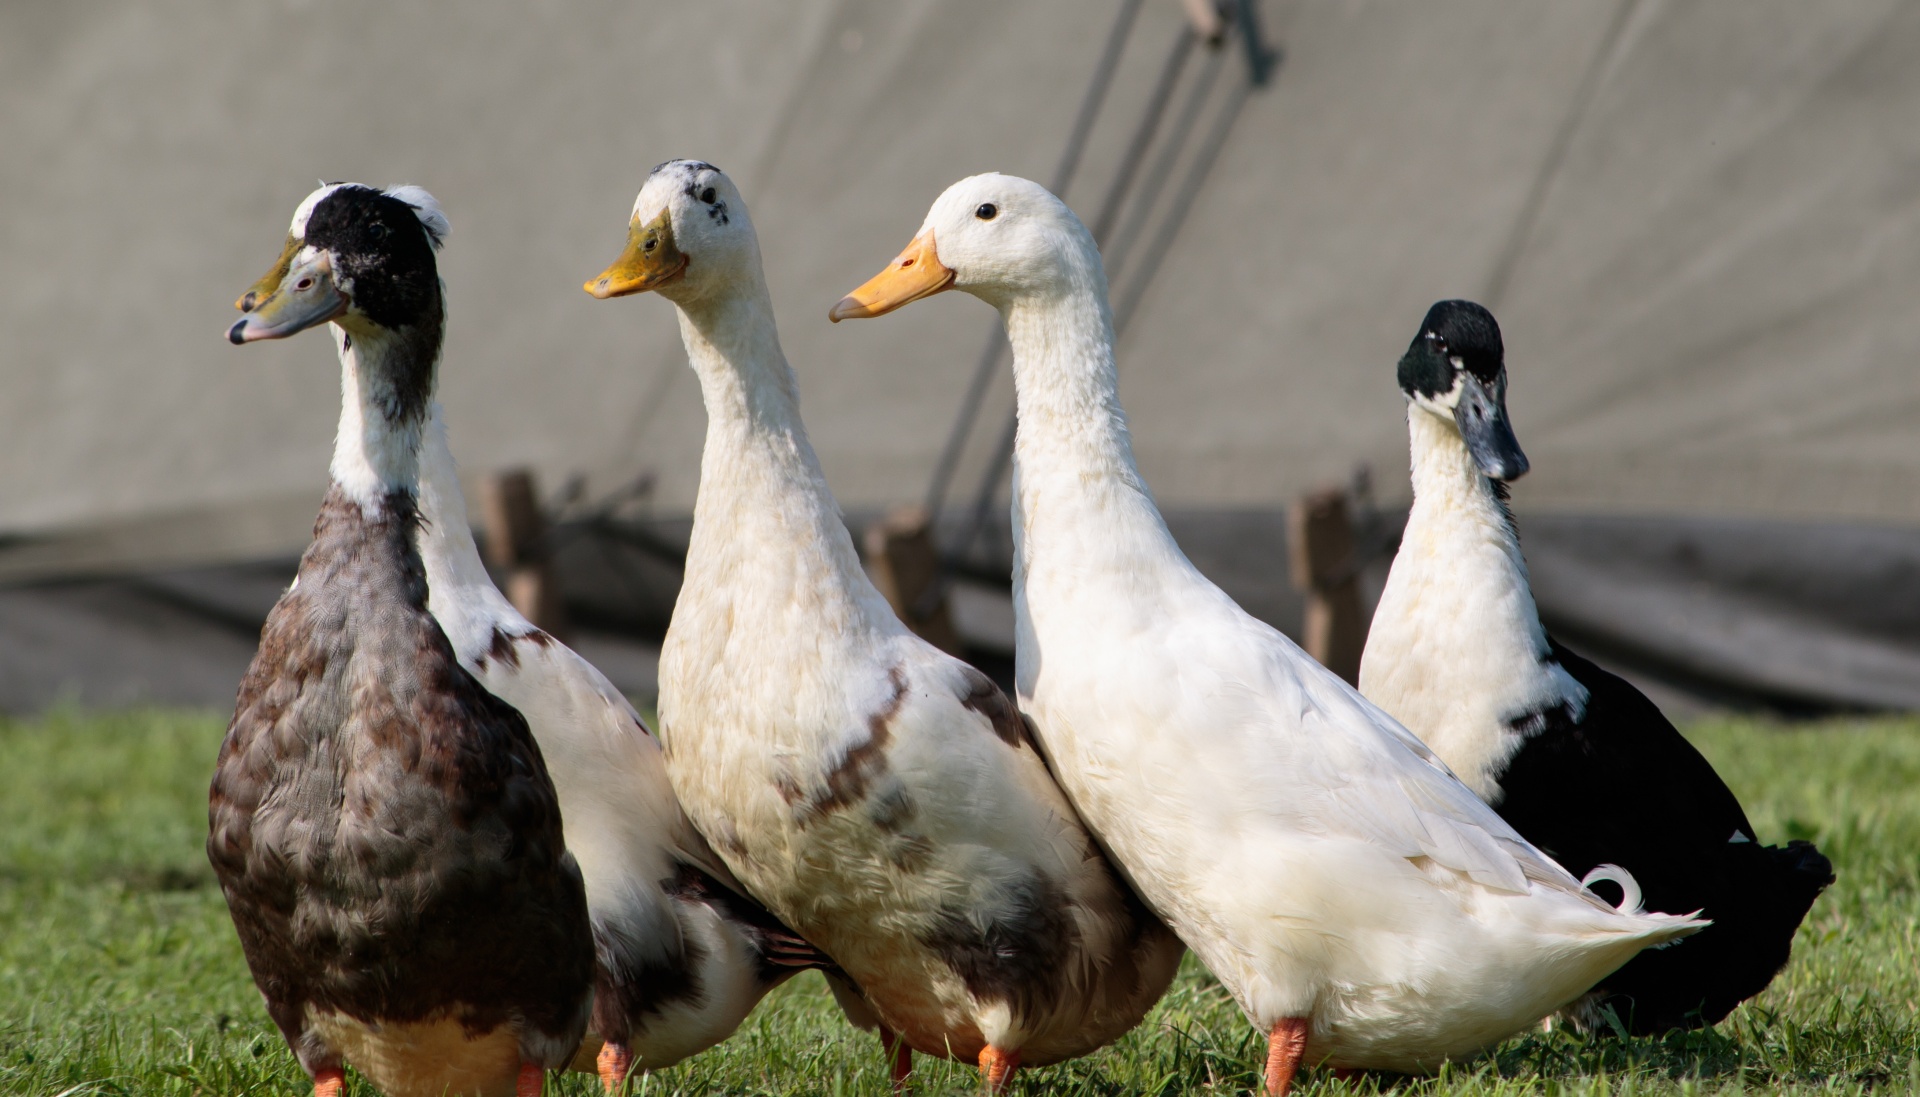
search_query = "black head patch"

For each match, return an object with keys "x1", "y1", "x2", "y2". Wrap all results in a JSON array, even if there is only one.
[
  {"x1": 1398, "y1": 299, "x2": 1504, "y2": 398},
  {"x1": 301, "y1": 186, "x2": 442, "y2": 331}
]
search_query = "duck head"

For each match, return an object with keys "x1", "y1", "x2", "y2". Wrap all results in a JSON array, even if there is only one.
[
  {"x1": 1398, "y1": 300, "x2": 1529, "y2": 483},
  {"x1": 228, "y1": 183, "x2": 448, "y2": 346},
  {"x1": 583, "y1": 160, "x2": 759, "y2": 306},
  {"x1": 829, "y1": 173, "x2": 1102, "y2": 320}
]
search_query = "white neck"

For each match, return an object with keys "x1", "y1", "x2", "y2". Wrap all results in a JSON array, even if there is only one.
[
  {"x1": 415, "y1": 405, "x2": 529, "y2": 657},
  {"x1": 1358, "y1": 407, "x2": 1585, "y2": 800},
  {"x1": 329, "y1": 324, "x2": 430, "y2": 513},
  {"x1": 1002, "y1": 268, "x2": 1200, "y2": 608},
  {"x1": 670, "y1": 276, "x2": 895, "y2": 639}
]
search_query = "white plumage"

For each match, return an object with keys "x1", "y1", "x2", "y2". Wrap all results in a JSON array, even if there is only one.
[
  {"x1": 836, "y1": 173, "x2": 1704, "y2": 1093},
  {"x1": 587, "y1": 161, "x2": 1182, "y2": 1090},
  {"x1": 414, "y1": 408, "x2": 804, "y2": 1087}
]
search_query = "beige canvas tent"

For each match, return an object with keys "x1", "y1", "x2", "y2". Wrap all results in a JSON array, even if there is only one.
[{"x1": 4, "y1": 0, "x2": 1918, "y2": 710}]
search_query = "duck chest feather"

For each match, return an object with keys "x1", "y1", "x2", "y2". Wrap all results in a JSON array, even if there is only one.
[{"x1": 207, "y1": 487, "x2": 591, "y2": 1059}]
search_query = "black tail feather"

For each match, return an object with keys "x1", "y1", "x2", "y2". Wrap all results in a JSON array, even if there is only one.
[{"x1": 1589, "y1": 839, "x2": 1835, "y2": 1034}]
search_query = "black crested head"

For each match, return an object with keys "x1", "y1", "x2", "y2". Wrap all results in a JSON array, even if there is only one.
[
  {"x1": 1398, "y1": 299, "x2": 1504, "y2": 398},
  {"x1": 301, "y1": 185, "x2": 443, "y2": 332}
]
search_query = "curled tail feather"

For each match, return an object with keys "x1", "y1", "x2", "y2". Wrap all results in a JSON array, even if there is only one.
[{"x1": 1582, "y1": 863, "x2": 1643, "y2": 914}]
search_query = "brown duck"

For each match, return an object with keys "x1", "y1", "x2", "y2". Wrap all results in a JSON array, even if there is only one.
[{"x1": 209, "y1": 183, "x2": 592, "y2": 1097}]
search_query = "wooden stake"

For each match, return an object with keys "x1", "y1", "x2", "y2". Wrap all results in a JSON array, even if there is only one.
[
  {"x1": 865, "y1": 505, "x2": 962, "y2": 656},
  {"x1": 479, "y1": 468, "x2": 567, "y2": 638},
  {"x1": 1287, "y1": 487, "x2": 1365, "y2": 685}
]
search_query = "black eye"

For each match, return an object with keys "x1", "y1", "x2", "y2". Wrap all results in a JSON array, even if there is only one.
[
  {"x1": 1427, "y1": 333, "x2": 1449, "y2": 356},
  {"x1": 976, "y1": 203, "x2": 997, "y2": 221},
  {"x1": 700, "y1": 187, "x2": 717, "y2": 204},
  {"x1": 368, "y1": 222, "x2": 389, "y2": 241}
]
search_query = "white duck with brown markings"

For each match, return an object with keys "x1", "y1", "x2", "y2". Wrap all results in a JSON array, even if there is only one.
[
  {"x1": 830, "y1": 173, "x2": 1709, "y2": 1097},
  {"x1": 413, "y1": 408, "x2": 828, "y2": 1092},
  {"x1": 583, "y1": 160, "x2": 1182, "y2": 1092}
]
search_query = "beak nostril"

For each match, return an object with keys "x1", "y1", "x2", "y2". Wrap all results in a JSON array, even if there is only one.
[
  {"x1": 240, "y1": 293, "x2": 258, "y2": 313},
  {"x1": 901, "y1": 258, "x2": 914, "y2": 268}
]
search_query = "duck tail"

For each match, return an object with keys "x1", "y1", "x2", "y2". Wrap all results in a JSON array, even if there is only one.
[{"x1": 1582, "y1": 863, "x2": 1644, "y2": 914}]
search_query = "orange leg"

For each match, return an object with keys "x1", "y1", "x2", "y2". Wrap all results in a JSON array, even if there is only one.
[
  {"x1": 597, "y1": 1040, "x2": 633, "y2": 1094},
  {"x1": 978, "y1": 1045, "x2": 1020, "y2": 1093},
  {"x1": 1265, "y1": 1017, "x2": 1311, "y2": 1097},
  {"x1": 313, "y1": 1067, "x2": 345, "y2": 1097},
  {"x1": 516, "y1": 1061, "x2": 544, "y2": 1097},
  {"x1": 879, "y1": 1026, "x2": 914, "y2": 1092}
]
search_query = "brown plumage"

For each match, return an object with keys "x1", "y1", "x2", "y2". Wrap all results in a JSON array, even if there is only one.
[
  {"x1": 213, "y1": 182, "x2": 592, "y2": 1097},
  {"x1": 209, "y1": 489, "x2": 592, "y2": 1096}
]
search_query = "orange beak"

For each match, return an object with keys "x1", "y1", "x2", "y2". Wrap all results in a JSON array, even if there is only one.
[{"x1": 828, "y1": 230, "x2": 954, "y2": 322}]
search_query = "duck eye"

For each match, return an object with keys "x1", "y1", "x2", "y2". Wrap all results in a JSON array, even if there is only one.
[
  {"x1": 700, "y1": 187, "x2": 717, "y2": 204},
  {"x1": 976, "y1": 203, "x2": 997, "y2": 221},
  {"x1": 368, "y1": 222, "x2": 389, "y2": 241}
]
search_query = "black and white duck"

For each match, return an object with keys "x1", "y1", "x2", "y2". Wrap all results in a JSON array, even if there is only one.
[{"x1": 1360, "y1": 299, "x2": 1835, "y2": 1034}]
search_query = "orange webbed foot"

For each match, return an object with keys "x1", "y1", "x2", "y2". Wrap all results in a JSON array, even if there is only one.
[
  {"x1": 1265, "y1": 1018, "x2": 1310, "y2": 1097},
  {"x1": 597, "y1": 1040, "x2": 633, "y2": 1094},
  {"x1": 313, "y1": 1067, "x2": 345, "y2": 1097},
  {"x1": 979, "y1": 1045, "x2": 1020, "y2": 1093},
  {"x1": 516, "y1": 1061, "x2": 544, "y2": 1097}
]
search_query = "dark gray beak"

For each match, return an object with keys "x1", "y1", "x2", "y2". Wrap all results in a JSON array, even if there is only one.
[
  {"x1": 1454, "y1": 373, "x2": 1529, "y2": 482},
  {"x1": 227, "y1": 252, "x2": 347, "y2": 345}
]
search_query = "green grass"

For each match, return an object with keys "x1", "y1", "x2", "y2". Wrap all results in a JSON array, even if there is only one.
[{"x1": 0, "y1": 710, "x2": 1914, "y2": 1096}]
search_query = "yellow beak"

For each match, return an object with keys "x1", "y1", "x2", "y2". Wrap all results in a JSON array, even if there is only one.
[
  {"x1": 235, "y1": 234, "x2": 301, "y2": 312},
  {"x1": 584, "y1": 208, "x2": 687, "y2": 299},
  {"x1": 828, "y1": 230, "x2": 953, "y2": 322}
]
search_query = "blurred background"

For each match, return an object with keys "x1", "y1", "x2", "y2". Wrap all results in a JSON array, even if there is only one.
[{"x1": 3, "y1": 0, "x2": 1918, "y2": 715}]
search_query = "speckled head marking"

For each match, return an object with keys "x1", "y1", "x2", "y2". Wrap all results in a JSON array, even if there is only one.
[
  {"x1": 1398, "y1": 300, "x2": 1529, "y2": 482},
  {"x1": 584, "y1": 160, "x2": 757, "y2": 305}
]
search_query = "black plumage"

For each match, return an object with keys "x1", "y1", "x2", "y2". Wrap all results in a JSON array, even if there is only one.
[{"x1": 1495, "y1": 641, "x2": 1833, "y2": 1033}]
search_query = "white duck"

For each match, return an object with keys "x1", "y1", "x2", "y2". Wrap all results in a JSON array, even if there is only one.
[
  {"x1": 830, "y1": 173, "x2": 1706, "y2": 1096},
  {"x1": 581, "y1": 160, "x2": 1183, "y2": 1092},
  {"x1": 412, "y1": 411, "x2": 827, "y2": 1091}
]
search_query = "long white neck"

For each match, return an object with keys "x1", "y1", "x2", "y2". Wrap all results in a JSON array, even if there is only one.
[
  {"x1": 1404, "y1": 406, "x2": 1535, "y2": 598},
  {"x1": 415, "y1": 405, "x2": 529, "y2": 658},
  {"x1": 1358, "y1": 407, "x2": 1585, "y2": 800},
  {"x1": 329, "y1": 324, "x2": 432, "y2": 514},
  {"x1": 672, "y1": 277, "x2": 895, "y2": 640},
  {"x1": 1002, "y1": 267, "x2": 1202, "y2": 613}
]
